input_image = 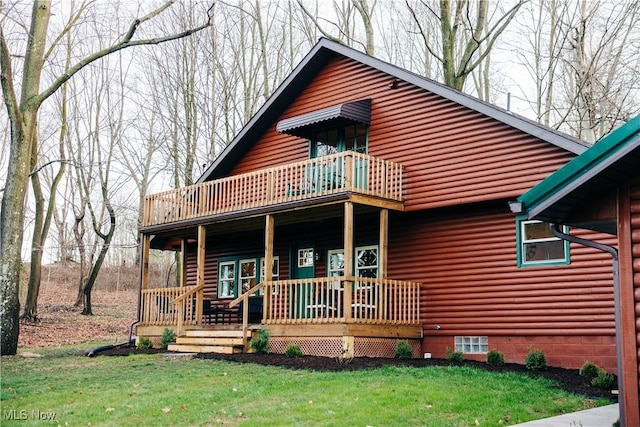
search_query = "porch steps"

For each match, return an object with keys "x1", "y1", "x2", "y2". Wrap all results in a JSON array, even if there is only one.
[{"x1": 167, "y1": 329, "x2": 245, "y2": 354}]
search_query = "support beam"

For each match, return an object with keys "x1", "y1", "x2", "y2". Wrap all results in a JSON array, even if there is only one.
[
  {"x1": 196, "y1": 225, "x2": 206, "y2": 325},
  {"x1": 180, "y1": 239, "x2": 188, "y2": 287},
  {"x1": 379, "y1": 209, "x2": 388, "y2": 279},
  {"x1": 264, "y1": 214, "x2": 275, "y2": 322},
  {"x1": 617, "y1": 184, "x2": 640, "y2": 425},
  {"x1": 344, "y1": 202, "x2": 354, "y2": 321},
  {"x1": 141, "y1": 234, "x2": 150, "y2": 290}
]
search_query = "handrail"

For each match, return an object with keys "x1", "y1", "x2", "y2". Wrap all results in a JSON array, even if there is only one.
[
  {"x1": 170, "y1": 284, "x2": 206, "y2": 335},
  {"x1": 170, "y1": 283, "x2": 205, "y2": 305},
  {"x1": 229, "y1": 281, "x2": 266, "y2": 351}
]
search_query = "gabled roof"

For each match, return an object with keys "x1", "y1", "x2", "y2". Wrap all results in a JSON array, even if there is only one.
[
  {"x1": 198, "y1": 38, "x2": 589, "y2": 183},
  {"x1": 519, "y1": 115, "x2": 640, "y2": 225}
]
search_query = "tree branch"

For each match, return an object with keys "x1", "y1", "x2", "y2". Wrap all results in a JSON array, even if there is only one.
[{"x1": 33, "y1": 1, "x2": 214, "y2": 109}]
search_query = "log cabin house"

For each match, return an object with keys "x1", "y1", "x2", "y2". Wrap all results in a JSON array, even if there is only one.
[
  {"x1": 135, "y1": 38, "x2": 618, "y2": 371},
  {"x1": 516, "y1": 115, "x2": 640, "y2": 425}
]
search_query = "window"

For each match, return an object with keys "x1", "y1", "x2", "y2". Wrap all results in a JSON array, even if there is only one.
[
  {"x1": 517, "y1": 219, "x2": 569, "y2": 267},
  {"x1": 298, "y1": 248, "x2": 314, "y2": 267},
  {"x1": 218, "y1": 261, "x2": 235, "y2": 298},
  {"x1": 239, "y1": 259, "x2": 257, "y2": 293},
  {"x1": 326, "y1": 245, "x2": 378, "y2": 278},
  {"x1": 310, "y1": 123, "x2": 368, "y2": 158},
  {"x1": 455, "y1": 336, "x2": 488, "y2": 354},
  {"x1": 356, "y1": 245, "x2": 378, "y2": 278},
  {"x1": 218, "y1": 255, "x2": 279, "y2": 298},
  {"x1": 327, "y1": 249, "x2": 345, "y2": 290},
  {"x1": 259, "y1": 256, "x2": 280, "y2": 295}
]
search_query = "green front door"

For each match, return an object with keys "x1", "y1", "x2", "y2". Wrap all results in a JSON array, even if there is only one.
[{"x1": 291, "y1": 245, "x2": 315, "y2": 318}]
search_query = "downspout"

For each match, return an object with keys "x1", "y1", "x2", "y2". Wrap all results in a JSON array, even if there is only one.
[
  {"x1": 128, "y1": 234, "x2": 145, "y2": 344},
  {"x1": 550, "y1": 223, "x2": 624, "y2": 426}
]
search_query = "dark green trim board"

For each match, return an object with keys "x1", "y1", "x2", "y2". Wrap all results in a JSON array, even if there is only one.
[{"x1": 519, "y1": 115, "x2": 640, "y2": 224}]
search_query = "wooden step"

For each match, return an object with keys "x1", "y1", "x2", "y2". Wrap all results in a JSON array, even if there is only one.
[
  {"x1": 176, "y1": 337, "x2": 244, "y2": 346},
  {"x1": 167, "y1": 344, "x2": 242, "y2": 354},
  {"x1": 184, "y1": 329, "x2": 244, "y2": 338}
]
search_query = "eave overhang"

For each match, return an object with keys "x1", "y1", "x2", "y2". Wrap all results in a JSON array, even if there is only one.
[{"x1": 518, "y1": 115, "x2": 640, "y2": 232}]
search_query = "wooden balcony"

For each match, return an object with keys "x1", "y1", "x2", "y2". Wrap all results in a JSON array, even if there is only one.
[{"x1": 142, "y1": 152, "x2": 403, "y2": 228}]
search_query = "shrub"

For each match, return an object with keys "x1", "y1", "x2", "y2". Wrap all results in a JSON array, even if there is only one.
[
  {"x1": 285, "y1": 344, "x2": 303, "y2": 358},
  {"x1": 524, "y1": 347, "x2": 547, "y2": 371},
  {"x1": 579, "y1": 361, "x2": 600, "y2": 380},
  {"x1": 136, "y1": 336, "x2": 153, "y2": 349},
  {"x1": 591, "y1": 369, "x2": 617, "y2": 390},
  {"x1": 161, "y1": 328, "x2": 177, "y2": 349},
  {"x1": 251, "y1": 329, "x2": 270, "y2": 354},
  {"x1": 486, "y1": 349, "x2": 505, "y2": 367},
  {"x1": 446, "y1": 347, "x2": 465, "y2": 363},
  {"x1": 395, "y1": 340, "x2": 413, "y2": 359}
]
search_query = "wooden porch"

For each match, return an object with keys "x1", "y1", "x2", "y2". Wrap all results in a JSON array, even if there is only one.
[{"x1": 137, "y1": 276, "x2": 422, "y2": 355}]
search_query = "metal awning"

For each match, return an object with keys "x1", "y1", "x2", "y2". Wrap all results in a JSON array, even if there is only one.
[{"x1": 276, "y1": 99, "x2": 371, "y2": 138}]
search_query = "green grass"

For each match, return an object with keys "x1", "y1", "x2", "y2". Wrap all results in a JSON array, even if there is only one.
[{"x1": 1, "y1": 346, "x2": 608, "y2": 426}]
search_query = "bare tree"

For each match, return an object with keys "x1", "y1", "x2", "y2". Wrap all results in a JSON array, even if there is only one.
[
  {"x1": 561, "y1": 0, "x2": 640, "y2": 141},
  {"x1": 0, "y1": 0, "x2": 212, "y2": 355},
  {"x1": 405, "y1": 0, "x2": 525, "y2": 91}
]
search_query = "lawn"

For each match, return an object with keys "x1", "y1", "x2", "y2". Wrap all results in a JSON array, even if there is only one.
[{"x1": 1, "y1": 345, "x2": 607, "y2": 426}]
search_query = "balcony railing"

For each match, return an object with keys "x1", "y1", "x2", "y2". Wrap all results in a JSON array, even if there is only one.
[{"x1": 142, "y1": 151, "x2": 403, "y2": 227}]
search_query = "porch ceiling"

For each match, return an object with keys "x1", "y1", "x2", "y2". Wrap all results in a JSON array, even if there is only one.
[{"x1": 148, "y1": 197, "x2": 381, "y2": 250}]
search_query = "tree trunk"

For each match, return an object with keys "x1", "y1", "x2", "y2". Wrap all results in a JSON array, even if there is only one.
[{"x1": 0, "y1": 0, "x2": 52, "y2": 355}]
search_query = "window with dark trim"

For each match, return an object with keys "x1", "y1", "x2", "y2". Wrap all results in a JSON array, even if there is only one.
[
  {"x1": 516, "y1": 218, "x2": 569, "y2": 267},
  {"x1": 310, "y1": 123, "x2": 368, "y2": 158},
  {"x1": 217, "y1": 256, "x2": 279, "y2": 298}
]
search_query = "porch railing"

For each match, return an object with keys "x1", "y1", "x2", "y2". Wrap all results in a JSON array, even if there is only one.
[
  {"x1": 139, "y1": 277, "x2": 421, "y2": 331},
  {"x1": 143, "y1": 151, "x2": 403, "y2": 227},
  {"x1": 139, "y1": 285, "x2": 202, "y2": 335},
  {"x1": 264, "y1": 276, "x2": 421, "y2": 325}
]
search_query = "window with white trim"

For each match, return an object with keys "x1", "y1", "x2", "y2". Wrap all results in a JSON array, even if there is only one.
[
  {"x1": 239, "y1": 259, "x2": 257, "y2": 294},
  {"x1": 455, "y1": 336, "x2": 488, "y2": 354},
  {"x1": 298, "y1": 248, "x2": 314, "y2": 267},
  {"x1": 259, "y1": 256, "x2": 280, "y2": 295},
  {"x1": 517, "y1": 219, "x2": 569, "y2": 267},
  {"x1": 218, "y1": 261, "x2": 235, "y2": 298},
  {"x1": 356, "y1": 245, "x2": 378, "y2": 278},
  {"x1": 326, "y1": 245, "x2": 378, "y2": 278}
]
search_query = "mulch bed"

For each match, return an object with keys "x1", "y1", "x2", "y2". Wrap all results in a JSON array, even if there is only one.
[{"x1": 95, "y1": 345, "x2": 616, "y2": 401}]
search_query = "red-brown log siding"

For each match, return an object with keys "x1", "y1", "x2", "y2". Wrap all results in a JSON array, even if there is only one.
[
  {"x1": 627, "y1": 179, "x2": 640, "y2": 419},
  {"x1": 388, "y1": 208, "x2": 617, "y2": 368},
  {"x1": 230, "y1": 57, "x2": 575, "y2": 211}
]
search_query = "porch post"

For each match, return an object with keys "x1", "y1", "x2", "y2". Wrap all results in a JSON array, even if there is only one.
[
  {"x1": 264, "y1": 214, "x2": 275, "y2": 322},
  {"x1": 379, "y1": 209, "x2": 388, "y2": 279},
  {"x1": 180, "y1": 238, "x2": 188, "y2": 287},
  {"x1": 141, "y1": 234, "x2": 150, "y2": 290},
  {"x1": 344, "y1": 202, "x2": 354, "y2": 322},
  {"x1": 140, "y1": 234, "x2": 150, "y2": 326},
  {"x1": 379, "y1": 209, "x2": 388, "y2": 323},
  {"x1": 196, "y1": 225, "x2": 206, "y2": 325}
]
